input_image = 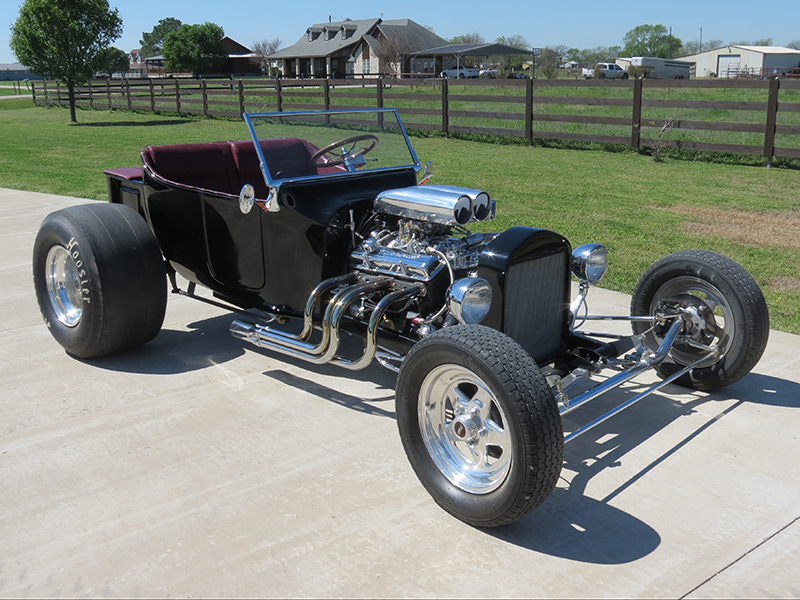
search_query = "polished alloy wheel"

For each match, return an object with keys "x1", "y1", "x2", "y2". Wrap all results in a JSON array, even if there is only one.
[
  {"x1": 45, "y1": 245, "x2": 82, "y2": 327},
  {"x1": 651, "y1": 275, "x2": 734, "y2": 367},
  {"x1": 418, "y1": 364, "x2": 512, "y2": 494}
]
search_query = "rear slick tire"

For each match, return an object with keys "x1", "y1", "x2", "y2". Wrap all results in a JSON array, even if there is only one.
[
  {"x1": 33, "y1": 203, "x2": 167, "y2": 358},
  {"x1": 396, "y1": 325, "x2": 563, "y2": 527}
]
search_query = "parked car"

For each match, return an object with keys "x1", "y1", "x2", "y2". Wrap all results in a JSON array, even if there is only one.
[
  {"x1": 33, "y1": 108, "x2": 769, "y2": 527},
  {"x1": 479, "y1": 68, "x2": 499, "y2": 78},
  {"x1": 441, "y1": 66, "x2": 480, "y2": 78},
  {"x1": 582, "y1": 62, "x2": 629, "y2": 79}
]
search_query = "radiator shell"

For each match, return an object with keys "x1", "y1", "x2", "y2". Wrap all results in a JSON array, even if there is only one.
[{"x1": 477, "y1": 226, "x2": 572, "y2": 364}]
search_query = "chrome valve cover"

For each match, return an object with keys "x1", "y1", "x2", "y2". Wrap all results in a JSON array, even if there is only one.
[{"x1": 351, "y1": 247, "x2": 443, "y2": 282}]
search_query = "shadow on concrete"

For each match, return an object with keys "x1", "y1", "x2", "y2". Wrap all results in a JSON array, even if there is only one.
[
  {"x1": 726, "y1": 373, "x2": 800, "y2": 409},
  {"x1": 263, "y1": 370, "x2": 396, "y2": 419},
  {"x1": 80, "y1": 314, "x2": 245, "y2": 374},
  {"x1": 492, "y1": 486, "x2": 662, "y2": 564},
  {"x1": 490, "y1": 371, "x2": 800, "y2": 561}
]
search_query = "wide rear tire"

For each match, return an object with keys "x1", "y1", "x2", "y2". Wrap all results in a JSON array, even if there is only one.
[
  {"x1": 396, "y1": 325, "x2": 563, "y2": 527},
  {"x1": 33, "y1": 203, "x2": 167, "y2": 358}
]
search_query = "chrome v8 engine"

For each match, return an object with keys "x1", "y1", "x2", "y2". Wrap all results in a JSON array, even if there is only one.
[{"x1": 350, "y1": 185, "x2": 496, "y2": 284}]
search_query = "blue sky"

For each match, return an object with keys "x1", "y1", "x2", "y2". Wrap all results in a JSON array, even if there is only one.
[{"x1": 2, "y1": 0, "x2": 799, "y2": 64}]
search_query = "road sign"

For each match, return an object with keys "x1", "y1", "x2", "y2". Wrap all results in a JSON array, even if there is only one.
[{"x1": 532, "y1": 48, "x2": 542, "y2": 56}]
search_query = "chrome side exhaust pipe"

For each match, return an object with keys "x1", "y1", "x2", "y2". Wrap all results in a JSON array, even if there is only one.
[{"x1": 231, "y1": 276, "x2": 422, "y2": 371}]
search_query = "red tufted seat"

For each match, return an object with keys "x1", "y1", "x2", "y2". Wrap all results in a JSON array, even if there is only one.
[{"x1": 141, "y1": 138, "x2": 323, "y2": 198}]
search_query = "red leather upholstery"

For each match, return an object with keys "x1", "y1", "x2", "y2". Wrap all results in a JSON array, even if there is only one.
[{"x1": 142, "y1": 138, "x2": 319, "y2": 198}]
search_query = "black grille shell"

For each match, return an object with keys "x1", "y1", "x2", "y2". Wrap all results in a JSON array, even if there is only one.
[{"x1": 477, "y1": 226, "x2": 572, "y2": 364}]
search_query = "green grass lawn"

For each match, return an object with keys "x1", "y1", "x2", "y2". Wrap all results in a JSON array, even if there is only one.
[{"x1": 2, "y1": 102, "x2": 798, "y2": 334}]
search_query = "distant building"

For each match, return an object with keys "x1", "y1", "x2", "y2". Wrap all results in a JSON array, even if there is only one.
[
  {"x1": 0, "y1": 62, "x2": 43, "y2": 81},
  {"x1": 269, "y1": 18, "x2": 447, "y2": 77},
  {"x1": 677, "y1": 45, "x2": 800, "y2": 78},
  {"x1": 141, "y1": 37, "x2": 260, "y2": 77},
  {"x1": 128, "y1": 49, "x2": 146, "y2": 78}
]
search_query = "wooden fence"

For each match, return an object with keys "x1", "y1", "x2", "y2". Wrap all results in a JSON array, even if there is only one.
[{"x1": 31, "y1": 77, "x2": 800, "y2": 161}]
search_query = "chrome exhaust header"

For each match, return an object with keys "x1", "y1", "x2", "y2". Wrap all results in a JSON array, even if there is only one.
[{"x1": 231, "y1": 276, "x2": 423, "y2": 371}]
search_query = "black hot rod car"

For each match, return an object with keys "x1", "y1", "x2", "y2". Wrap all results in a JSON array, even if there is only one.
[{"x1": 33, "y1": 108, "x2": 769, "y2": 527}]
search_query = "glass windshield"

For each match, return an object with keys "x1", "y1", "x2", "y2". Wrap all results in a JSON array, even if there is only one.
[{"x1": 244, "y1": 109, "x2": 420, "y2": 186}]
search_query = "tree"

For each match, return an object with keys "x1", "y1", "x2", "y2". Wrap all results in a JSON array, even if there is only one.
[
  {"x1": 251, "y1": 38, "x2": 282, "y2": 75},
  {"x1": 788, "y1": 40, "x2": 800, "y2": 50},
  {"x1": 10, "y1": 0, "x2": 122, "y2": 122},
  {"x1": 373, "y1": 32, "x2": 416, "y2": 75},
  {"x1": 450, "y1": 32, "x2": 485, "y2": 45},
  {"x1": 93, "y1": 46, "x2": 129, "y2": 75},
  {"x1": 492, "y1": 35, "x2": 529, "y2": 70},
  {"x1": 162, "y1": 23, "x2": 228, "y2": 74},
  {"x1": 681, "y1": 38, "x2": 724, "y2": 55},
  {"x1": 140, "y1": 17, "x2": 182, "y2": 58},
  {"x1": 622, "y1": 24, "x2": 682, "y2": 58}
]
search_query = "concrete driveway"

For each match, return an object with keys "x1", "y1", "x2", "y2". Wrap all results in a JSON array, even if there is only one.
[{"x1": 2, "y1": 187, "x2": 799, "y2": 598}]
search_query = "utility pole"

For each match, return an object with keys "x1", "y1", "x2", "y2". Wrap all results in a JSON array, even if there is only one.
[{"x1": 700, "y1": 27, "x2": 703, "y2": 52}]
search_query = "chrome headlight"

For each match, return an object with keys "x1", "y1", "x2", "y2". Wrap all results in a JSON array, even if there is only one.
[
  {"x1": 571, "y1": 243, "x2": 608, "y2": 284},
  {"x1": 447, "y1": 278, "x2": 492, "y2": 324}
]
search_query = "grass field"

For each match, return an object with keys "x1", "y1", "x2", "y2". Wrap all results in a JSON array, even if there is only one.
[{"x1": 2, "y1": 100, "x2": 798, "y2": 334}]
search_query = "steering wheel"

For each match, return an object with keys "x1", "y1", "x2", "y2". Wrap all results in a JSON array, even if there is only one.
[{"x1": 310, "y1": 134, "x2": 379, "y2": 167}]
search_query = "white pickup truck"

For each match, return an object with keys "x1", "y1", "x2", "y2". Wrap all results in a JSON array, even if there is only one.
[{"x1": 582, "y1": 62, "x2": 629, "y2": 79}]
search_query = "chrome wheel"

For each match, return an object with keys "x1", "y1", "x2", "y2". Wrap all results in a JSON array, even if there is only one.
[
  {"x1": 650, "y1": 275, "x2": 734, "y2": 367},
  {"x1": 418, "y1": 364, "x2": 512, "y2": 494},
  {"x1": 45, "y1": 245, "x2": 82, "y2": 327}
]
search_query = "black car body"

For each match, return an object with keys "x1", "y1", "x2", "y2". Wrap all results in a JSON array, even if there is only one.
[{"x1": 35, "y1": 108, "x2": 769, "y2": 527}]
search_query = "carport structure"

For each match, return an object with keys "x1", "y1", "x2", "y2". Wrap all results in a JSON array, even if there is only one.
[{"x1": 412, "y1": 42, "x2": 535, "y2": 75}]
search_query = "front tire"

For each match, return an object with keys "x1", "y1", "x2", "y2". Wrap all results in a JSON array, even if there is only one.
[
  {"x1": 631, "y1": 250, "x2": 769, "y2": 391},
  {"x1": 396, "y1": 325, "x2": 563, "y2": 527},
  {"x1": 33, "y1": 203, "x2": 167, "y2": 358}
]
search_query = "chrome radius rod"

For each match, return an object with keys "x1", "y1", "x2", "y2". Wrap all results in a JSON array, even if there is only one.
[{"x1": 559, "y1": 318, "x2": 714, "y2": 442}]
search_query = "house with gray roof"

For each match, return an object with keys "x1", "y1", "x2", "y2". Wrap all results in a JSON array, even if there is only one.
[{"x1": 270, "y1": 18, "x2": 447, "y2": 78}]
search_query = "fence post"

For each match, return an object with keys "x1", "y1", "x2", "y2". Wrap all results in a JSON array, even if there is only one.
[
  {"x1": 442, "y1": 78, "x2": 449, "y2": 137},
  {"x1": 525, "y1": 78, "x2": 534, "y2": 145},
  {"x1": 88, "y1": 80, "x2": 93, "y2": 108},
  {"x1": 238, "y1": 79, "x2": 244, "y2": 117},
  {"x1": 377, "y1": 78, "x2": 384, "y2": 129},
  {"x1": 631, "y1": 78, "x2": 643, "y2": 149},
  {"x1": 149, "y1": 79, "x2": 155, "y2": 112},
  {"x1": 175, "y1": 80, "x2": 181, "y2": 114},
  {"x1": 106, "y1": 79, "x2": 111, "y2": 109},
  {"x1": 126, "y1": 79, "x2": 131, "y2": 110},
  {"x1": 764, "y1": 77, "x2": 780, "y2": 167},
  {"x1": 56, "y1": 81, "x2": 61, "y2": 105},
  {"x1": 202, "y1": 80, "x2": 208, "y2": 117},
  {"x1": 276, "y1": 79, "x2": 283, "y2": 112},
  {"x1": 31, "y1": 80, "x2": 37, "y2": 104},
  {"x1": 323, "y1": 79, "x2": 330, "y2": 110}
]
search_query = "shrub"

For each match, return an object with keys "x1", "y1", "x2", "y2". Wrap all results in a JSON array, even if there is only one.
[
  {"x1": 541, "y1": 64, "x2": 559, "y2": 79},
  {"x1": 628, "y1": 65, "x2": 646, "y2": 79}
]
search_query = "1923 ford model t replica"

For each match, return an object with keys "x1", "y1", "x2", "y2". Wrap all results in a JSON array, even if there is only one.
[{"x1": 33, "y1": 109, "x2": 769, "y2": 527}]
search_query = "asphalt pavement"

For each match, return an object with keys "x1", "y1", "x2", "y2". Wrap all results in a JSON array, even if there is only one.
[{"x1": 1, "y1": 187, "x2": 799, "y2": 598}]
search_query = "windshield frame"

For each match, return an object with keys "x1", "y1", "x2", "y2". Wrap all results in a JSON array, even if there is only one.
[{"x1": 242, "y1": 108, "x2": 422, "y2": 192}]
